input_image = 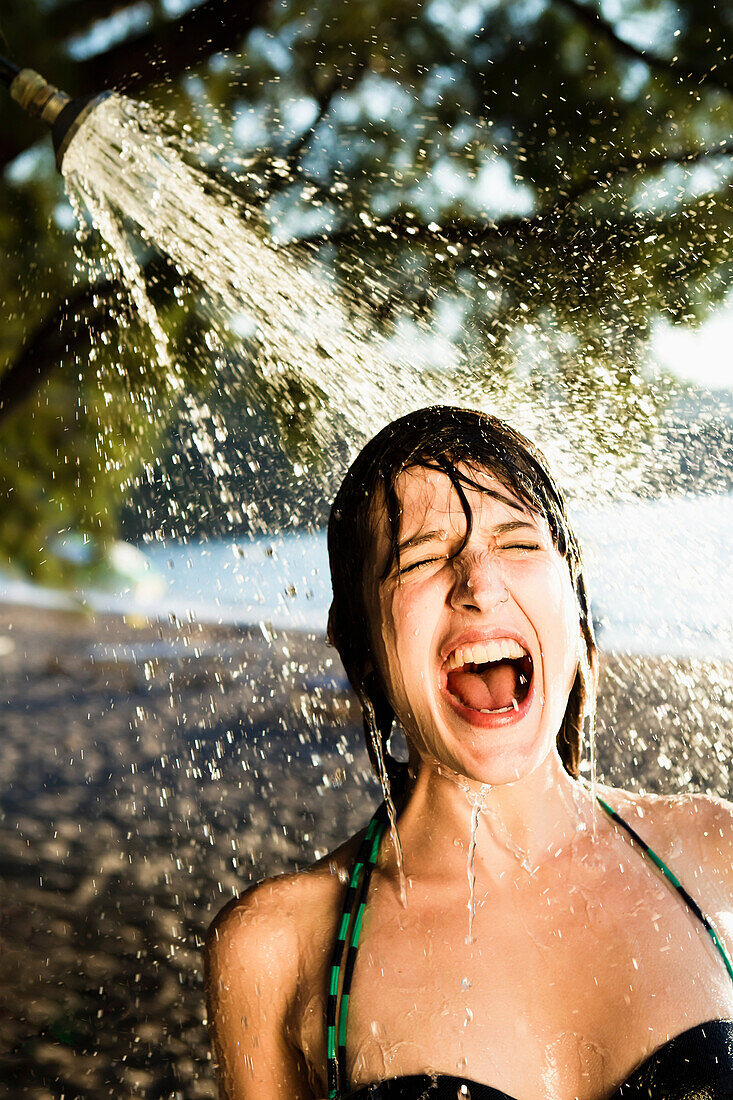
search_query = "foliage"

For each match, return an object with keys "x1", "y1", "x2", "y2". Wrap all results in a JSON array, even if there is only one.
[{"x1": 1, "y1": 0, "x2": 732, "y2": 576}]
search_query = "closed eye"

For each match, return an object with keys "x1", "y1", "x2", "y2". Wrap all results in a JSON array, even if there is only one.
[
  {"x1": 502, "y1": 543, "x2": 541, "y2": 551},
  {"x1": 397, "y1": 555, "x2": 447, "y2": 575}
]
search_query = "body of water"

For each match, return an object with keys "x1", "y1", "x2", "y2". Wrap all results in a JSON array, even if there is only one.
[{"x1": 2, "y1": 492, "x2": 731, "y2": 661}]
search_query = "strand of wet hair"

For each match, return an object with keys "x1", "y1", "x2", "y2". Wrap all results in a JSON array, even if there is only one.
[{"x1": 361, "y1": 692, "x2": 407, "y2": 907}]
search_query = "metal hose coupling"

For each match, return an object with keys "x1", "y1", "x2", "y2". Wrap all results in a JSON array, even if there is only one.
[
  {"x1": 5, "y1": 63, "x2": 111, "y2": 171},
  {"x1": 9, "y1": 68, "x2": 71, "y2": 125}
]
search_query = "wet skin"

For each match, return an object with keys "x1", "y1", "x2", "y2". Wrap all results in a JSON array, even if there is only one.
[
  {"x1": 362, "y1": 465, "x2": 581, "y2": 786},
  {"x1": 205, "y1": 466, "x2": 733, "y2": 1100}
]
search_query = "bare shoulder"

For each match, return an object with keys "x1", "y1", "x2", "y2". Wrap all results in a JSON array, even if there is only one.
[
  {"x1": 204, "y1": 833, "x2": 364, "y2": 1098},
  {"x1": 206, "y1": 865, "x2": 321, "y2": 964},
  {"x1": 205, "y1": 829, "x2": 363, "y2": 986},
  {"x1": 597, "y1": 783, "x2": 733, "y2": 898}
]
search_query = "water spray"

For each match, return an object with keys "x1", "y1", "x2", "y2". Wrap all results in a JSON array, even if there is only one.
[{"x1": 0, "y1": 54, "x2": 111, "y2": 171}]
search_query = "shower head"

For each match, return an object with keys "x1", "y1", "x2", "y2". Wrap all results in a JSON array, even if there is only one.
[{"x1": 1, "y1": 56, "x2": 111, "y2": 171}]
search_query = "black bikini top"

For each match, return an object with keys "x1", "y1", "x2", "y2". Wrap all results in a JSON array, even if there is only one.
[{"x1": 326, "y1": 796, "x2": 733, "y2": 1100}]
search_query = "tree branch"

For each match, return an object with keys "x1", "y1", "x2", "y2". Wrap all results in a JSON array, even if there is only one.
[
  {"x1": 0, "y1": 280, "x2": 118, "y2": 424},
  {"x1": 293, "y1": 212, "x2": 535, "y2": 251},
  {"x1": 552, "y1": 139, "x2": 733, "y2": 210},
  {"x1": 48, "y1": 0, "x2": 141, "y2": 40},
  {"x1": 261, "y1": 63, "x2": 368, "y2": 205},
  {"x1": 554, "y1": 0, "x2": 732, "y2": 95},
  {"x1": 295, "y1": 139, "x2": 733, "y2": 250},
  {"x1": 77, "y1": 0, "x2": 270, "y2": 94},
  {"x1": 280, "y1": 73, "x2": 346, "y2": 168}
]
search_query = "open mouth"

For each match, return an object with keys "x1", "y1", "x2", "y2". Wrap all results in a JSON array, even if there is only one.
[{"x1": 444, "y1": 638, "x2": 533, "y2": 715}]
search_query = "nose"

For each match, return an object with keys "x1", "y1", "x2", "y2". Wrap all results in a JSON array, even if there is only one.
[{"x1": 448, "y1": 550, "x2": 509, "y2": 613}]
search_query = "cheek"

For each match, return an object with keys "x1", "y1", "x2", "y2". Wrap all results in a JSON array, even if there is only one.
[
  {"x1": 547, "y1": 563, "x2": 579, "y2": 631},
  {"x1": 545, "y1": 569, "x2": 582, "y2": 683},
  {"x1": 511, "y1": 559, "x2": 579, "y2": 657},
  {"x1": 372, "y1": 585, "x2": 438, "y2": 702},
  {"x1": 382, "y1": 576, "x2": 438, "y2": 640}
]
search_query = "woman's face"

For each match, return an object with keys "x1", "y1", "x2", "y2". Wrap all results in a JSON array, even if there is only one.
[{"x1": 364, "y1": 464, "x2": 581, "y2": 785}]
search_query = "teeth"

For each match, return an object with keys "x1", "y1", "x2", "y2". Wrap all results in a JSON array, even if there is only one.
[
  {"x1": 445, "y1": 638, "x2": 528, "y2": 671},
  {"x1": 477, "y1": 697, "x2": 521, "y2": 715}
]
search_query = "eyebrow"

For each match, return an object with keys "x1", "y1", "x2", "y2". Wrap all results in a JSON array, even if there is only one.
[
  {"x1": 397, "y1": 529, "x2": 449, "y2": 553},
  {"x1": 397, "y1": 518, "x2": 539, "y2": 553},
  {"x1": 494, "y1": 520, "x2": 539, "y2": 536}
]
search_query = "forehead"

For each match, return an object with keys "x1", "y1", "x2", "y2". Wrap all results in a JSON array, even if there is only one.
[{"x1": 391, "y1": 463, "x2": 530, "y2": 531}]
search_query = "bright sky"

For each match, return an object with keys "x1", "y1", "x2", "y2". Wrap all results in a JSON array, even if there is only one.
[{"x1": 651, "y1": 307, "x2": 733, "y2": 392}]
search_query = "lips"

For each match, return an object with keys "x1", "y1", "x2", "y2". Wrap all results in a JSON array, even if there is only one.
[{"x1": 439, "y1": 631, "x2": 535, "y2": 729}]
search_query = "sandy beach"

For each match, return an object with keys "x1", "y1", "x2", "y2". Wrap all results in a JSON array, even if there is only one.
[{"x1": 1, "y1": 602, "x2": 731, "y2": 1099}]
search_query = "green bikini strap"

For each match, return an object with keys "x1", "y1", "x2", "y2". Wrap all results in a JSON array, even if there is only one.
[
  {"x1": 596, "y1": 794, "x2": 733, "y2": 983},
  {"x1": 326, "y1": 804, "x2": 388, "y2": 1099}
]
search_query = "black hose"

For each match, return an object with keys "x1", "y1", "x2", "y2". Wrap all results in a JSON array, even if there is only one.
[{"x1": 0, "y1": 53, "x2": 19, "y2": 89}]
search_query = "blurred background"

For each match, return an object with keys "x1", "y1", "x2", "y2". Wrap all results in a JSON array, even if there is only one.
[{"x1": 0, "y1": 0, "x2": 732, "y2": 1096}]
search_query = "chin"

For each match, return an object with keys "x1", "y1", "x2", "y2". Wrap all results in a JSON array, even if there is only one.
[
  {"x1": 428, "y1": 722, "x2": 557, "y2": 788},
  {"x1": 459, "y1": 743, "x2": 551, "y2": 787}
]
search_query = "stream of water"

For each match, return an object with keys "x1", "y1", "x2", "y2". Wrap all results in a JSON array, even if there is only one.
[
  {"x1": 61, "y1": 92, "x2": 685, "y2": 513},
  {"x1": 51, "y1": 93, "x2": 732, "y2": 655}
]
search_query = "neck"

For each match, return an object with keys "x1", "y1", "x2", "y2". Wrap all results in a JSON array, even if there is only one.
[{"x1": 391, "y1": 751, "x2": 596, "y2": 881}]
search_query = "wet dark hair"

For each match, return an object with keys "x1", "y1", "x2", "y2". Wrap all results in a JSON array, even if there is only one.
[{"x1": 327, "y1": 405, "x2": 597, "y2": 782}]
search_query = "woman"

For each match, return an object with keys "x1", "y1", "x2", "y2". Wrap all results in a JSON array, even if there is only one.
[{"x1": 205, "y1": 406, "x2": 733, "y2": 1099}]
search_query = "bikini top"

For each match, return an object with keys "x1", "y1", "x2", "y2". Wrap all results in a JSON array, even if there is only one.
[{"x1": 326, "y1": 796, "x2": 733, "y2": 1100}]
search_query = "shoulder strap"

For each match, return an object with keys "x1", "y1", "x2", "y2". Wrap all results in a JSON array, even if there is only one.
[
  {"x1": 596, "y1": 794, "x2": 733, "y2": 983},
  {"x1": 326, "y1": 803, "x2": 389, "y2": 1099}
]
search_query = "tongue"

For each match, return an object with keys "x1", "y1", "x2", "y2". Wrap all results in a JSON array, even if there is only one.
[{"x1": 447, "y1": 660, "x2": 518, "y2": 711}]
